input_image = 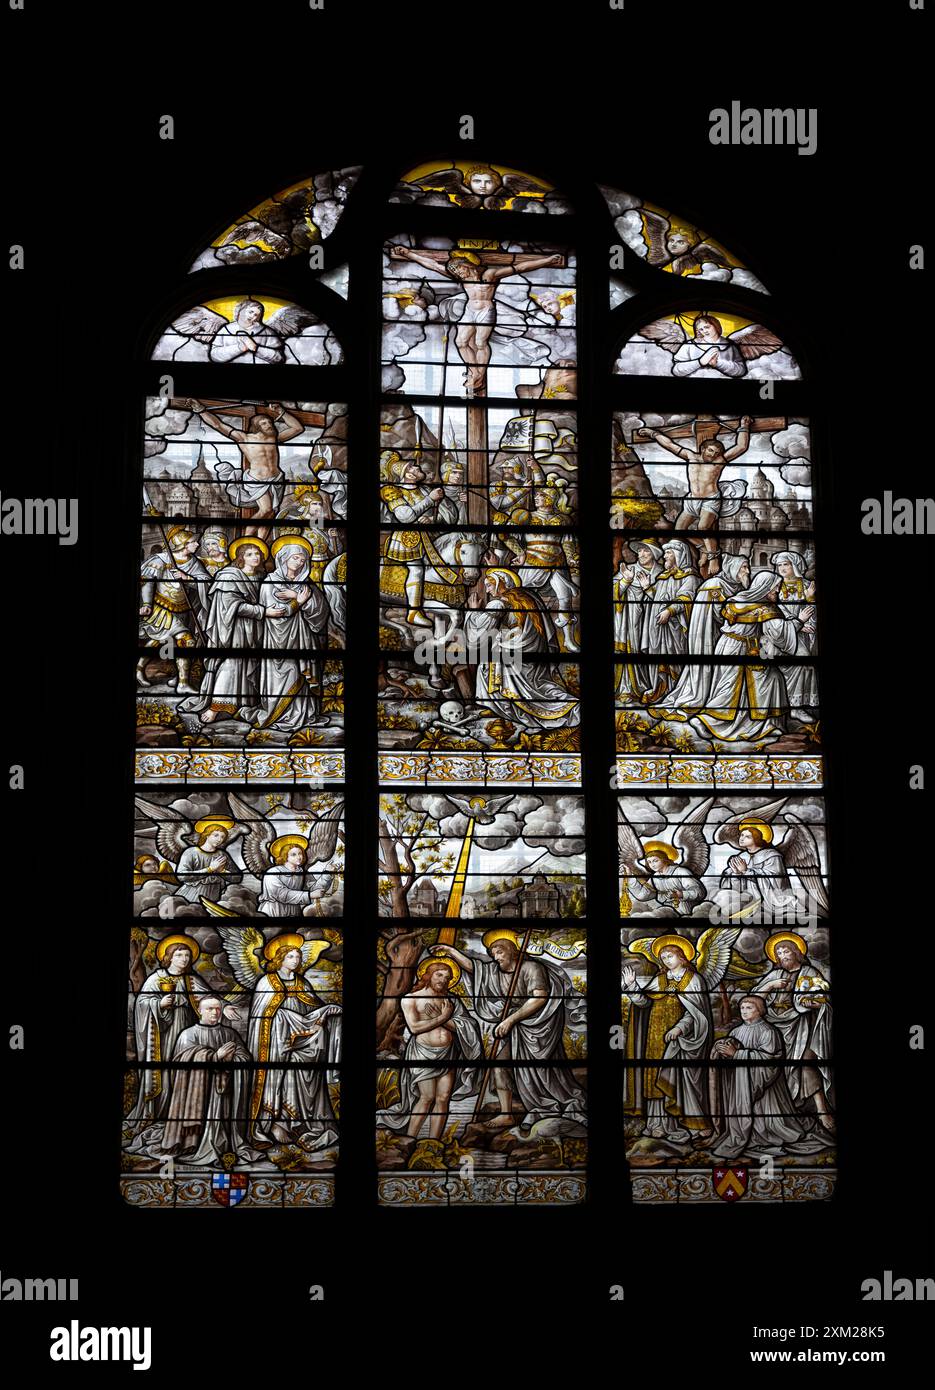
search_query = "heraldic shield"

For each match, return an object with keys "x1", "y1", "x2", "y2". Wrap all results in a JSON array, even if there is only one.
[
  {"x1": 713, "y1": 1166, "x2": 748, "y2": 1202},
  {"x1": 212, "y1": 1172, "x2": 248, "y2": 1207}
]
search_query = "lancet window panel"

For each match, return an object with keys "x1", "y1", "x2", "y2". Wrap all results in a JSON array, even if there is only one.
[{"x1": 121, "y1": 925, "x2": 343, "y2": 1208}]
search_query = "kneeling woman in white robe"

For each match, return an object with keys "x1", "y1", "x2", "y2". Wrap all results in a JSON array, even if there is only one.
[
  {"x1": 711, "y1": 996, "x2": 829, "y2": 1158},
  {"x1": 462, "y1": 569, "x2": 580, "y2": 730}
]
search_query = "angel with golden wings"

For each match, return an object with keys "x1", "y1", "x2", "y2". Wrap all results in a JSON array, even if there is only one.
[
  {"x1": 217, "y1": 927, "x2": 341, "y2": 1152},
  {"x1": 621, "y1": 927, "x2": 744, "y2": 1145}
]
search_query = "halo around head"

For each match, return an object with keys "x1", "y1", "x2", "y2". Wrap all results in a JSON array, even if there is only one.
[
  {"x1": 651, "y1": 934, "x2": 695, "y2": 962},
  {"x1": 739, "y1": 816, "x2": 774, "y2": 845},
  {"x1": 156, "y1": 933, "x2": 200, "y2": 964},
  {"x1": 643, "y1": 840, "x2": 678, "y2": 863},
  {"x1": 270, "y1": 833, "x2": 309, "y2": 863},
  {"x1": 194, "y1": 816, "x2": 235, "y2": 837},
  {"x1": 420, "y1": 954, "x2": 461, "y2": 986},
  {"x1": 485, "y1": 567, "x2": 521, "y2": 589},
  {"x1": 482, "y1": 928, "x2": 521, "y2": 952},
  {"x1": 264, "y1": 933, "x2": 305, "y2": 961},
  {"x1": 765, "y1": 931, "x2": 807, "y2": 963},
  {"x1": 271, "y1": 533, "x2": 314, "y2": 558},
  {"x1": 229, "y1": 536, "x2": 270, "y2": 561}
]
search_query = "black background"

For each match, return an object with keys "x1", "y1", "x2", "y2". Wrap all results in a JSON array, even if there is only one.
[{"x1": 2, "y1": 1, "x2": 932, "y2": 1370}]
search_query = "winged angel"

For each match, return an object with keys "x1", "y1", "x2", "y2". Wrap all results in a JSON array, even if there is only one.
[
  {"x1": 637, "y1": 209, "x2": 733, "y2": 277},
  {"x1": 618, "y1": 797, "x2": 715, "y2": 917},
  {"x1": 392, "y1": 163, "x2": 561, "y2": 211},
  {"x1": 203, "y1": 791, "x2": 343, "y2": 919},
  {"x1": 214, "y1": 925, "x2": 341, "y2": 1152},
  {"x1": 635, "y1": 313, "x2": 792, "y2": 380},
  {"x1": 154, "y1": 299, "x2": 341, "y2": 367},
  {"x1": 621, "y1": 926, "x2": 746, "y2": 1143},
  {"x1": 713, "y1": 800, "x2": 829, "y2": 922},
  {"x1": 133, "y1": 793, "x2": 343, "y2": 917}
]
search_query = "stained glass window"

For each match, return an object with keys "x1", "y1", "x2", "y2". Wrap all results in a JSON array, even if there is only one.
[{"x1": 124, "y1": 156, "x2": 832, "y2": 1212}]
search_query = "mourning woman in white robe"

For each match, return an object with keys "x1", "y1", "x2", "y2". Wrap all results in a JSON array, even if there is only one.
[
  {"x1": 641, "y1": 541, "x2": 700, "y2": 700},
  {"x1": 689, "y1": 571, "x2": 799, "y2": 744},
  {"x1": 710, "y1": 995, "x2": 828, "y2": 1158},
  {"x1": 256, "y1": 540, "x2": 331, "y2": 733},
  {"x1": 771, "y1": 551, "x2": 819, "y2": 716},
  {"x1": 181, "y1": 540, "x2": 273, "y2": 724},
  {"x1": 248, "y1": 942, "x2": 341, "y2": 1151},
  {"x1": 652, "y1": 553, "x2": 750, "y2": 717},
  {"x1": 614, "y1": 542, "x2": 663, "y2": 702}
]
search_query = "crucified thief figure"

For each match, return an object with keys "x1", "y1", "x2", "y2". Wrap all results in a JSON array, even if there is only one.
[
  {"x1": 388, "y1": 245, "x2": 565, "y2": 395},
  {"x1": 190, "y1": 401, "x2": 304, "y2": 540},
  {"x1": 646, "y1": 416, "x2": 752, "y2": 576}
]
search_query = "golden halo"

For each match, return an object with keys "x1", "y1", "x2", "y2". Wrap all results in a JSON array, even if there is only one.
[
  {"x1": 263, "y1": 933, "x2": 305, "y2": 961},
  {"x1": 643, "y1": 841, "x2": 678, "y2": 864},
  {"x1": 156, "y1": 934, "x2": 200, "y2": 964},
  {"x1": 484, "y1": 566, "x2": 521, "y2": 589},
  {"x1": 229, "y1": 536, "x2": 270, "y2": 561},
  {"x1": 194, "y1": 817, "x2": 235, "y2": 837},
  {"x1": 765, "y1": 932, "x2": 807, "y2": 963},
  {"x1": 271, "y1": 533, "x2": 314, "y2": 558},
  {"x1": 482, "y1": 928, "x2": 521, "y2": 952},
  {"x1": 650, "y1": 934, "x2": 696, "y2": 962},
  {"x1": 419, "y1": 954, "x2": 462, "y2": 987},
  {"x1": 739, "y1": 816, "x2": 773, "y2": 844},
  {"x1": 269, "y1": 833, "x2": 309, "y2": 863}
]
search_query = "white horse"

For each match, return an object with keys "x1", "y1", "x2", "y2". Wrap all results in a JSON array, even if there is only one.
[{"x1": 380, "y1": 531, "x2": 488, "y2": 688}]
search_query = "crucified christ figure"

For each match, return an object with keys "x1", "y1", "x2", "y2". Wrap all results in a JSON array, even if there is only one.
[
  {"x1": 388, "y1": 245, "x2": 565, "y2": 395},
  {"x1": 642, "y1": 416, "x2": 753, "y2": 576},
  {"x1": 189, "y1": 401, "x2": 304, "y2": 540}
]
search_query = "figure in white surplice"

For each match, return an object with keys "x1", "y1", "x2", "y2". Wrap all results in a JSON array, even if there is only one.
[{"x1": 162, "y1": 997, "x2": 261, "y2": 1166}]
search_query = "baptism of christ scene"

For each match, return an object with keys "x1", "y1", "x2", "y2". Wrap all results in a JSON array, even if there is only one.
[{"x1": 375, "y1": 924, "x2": 587, "y2": 1206}]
